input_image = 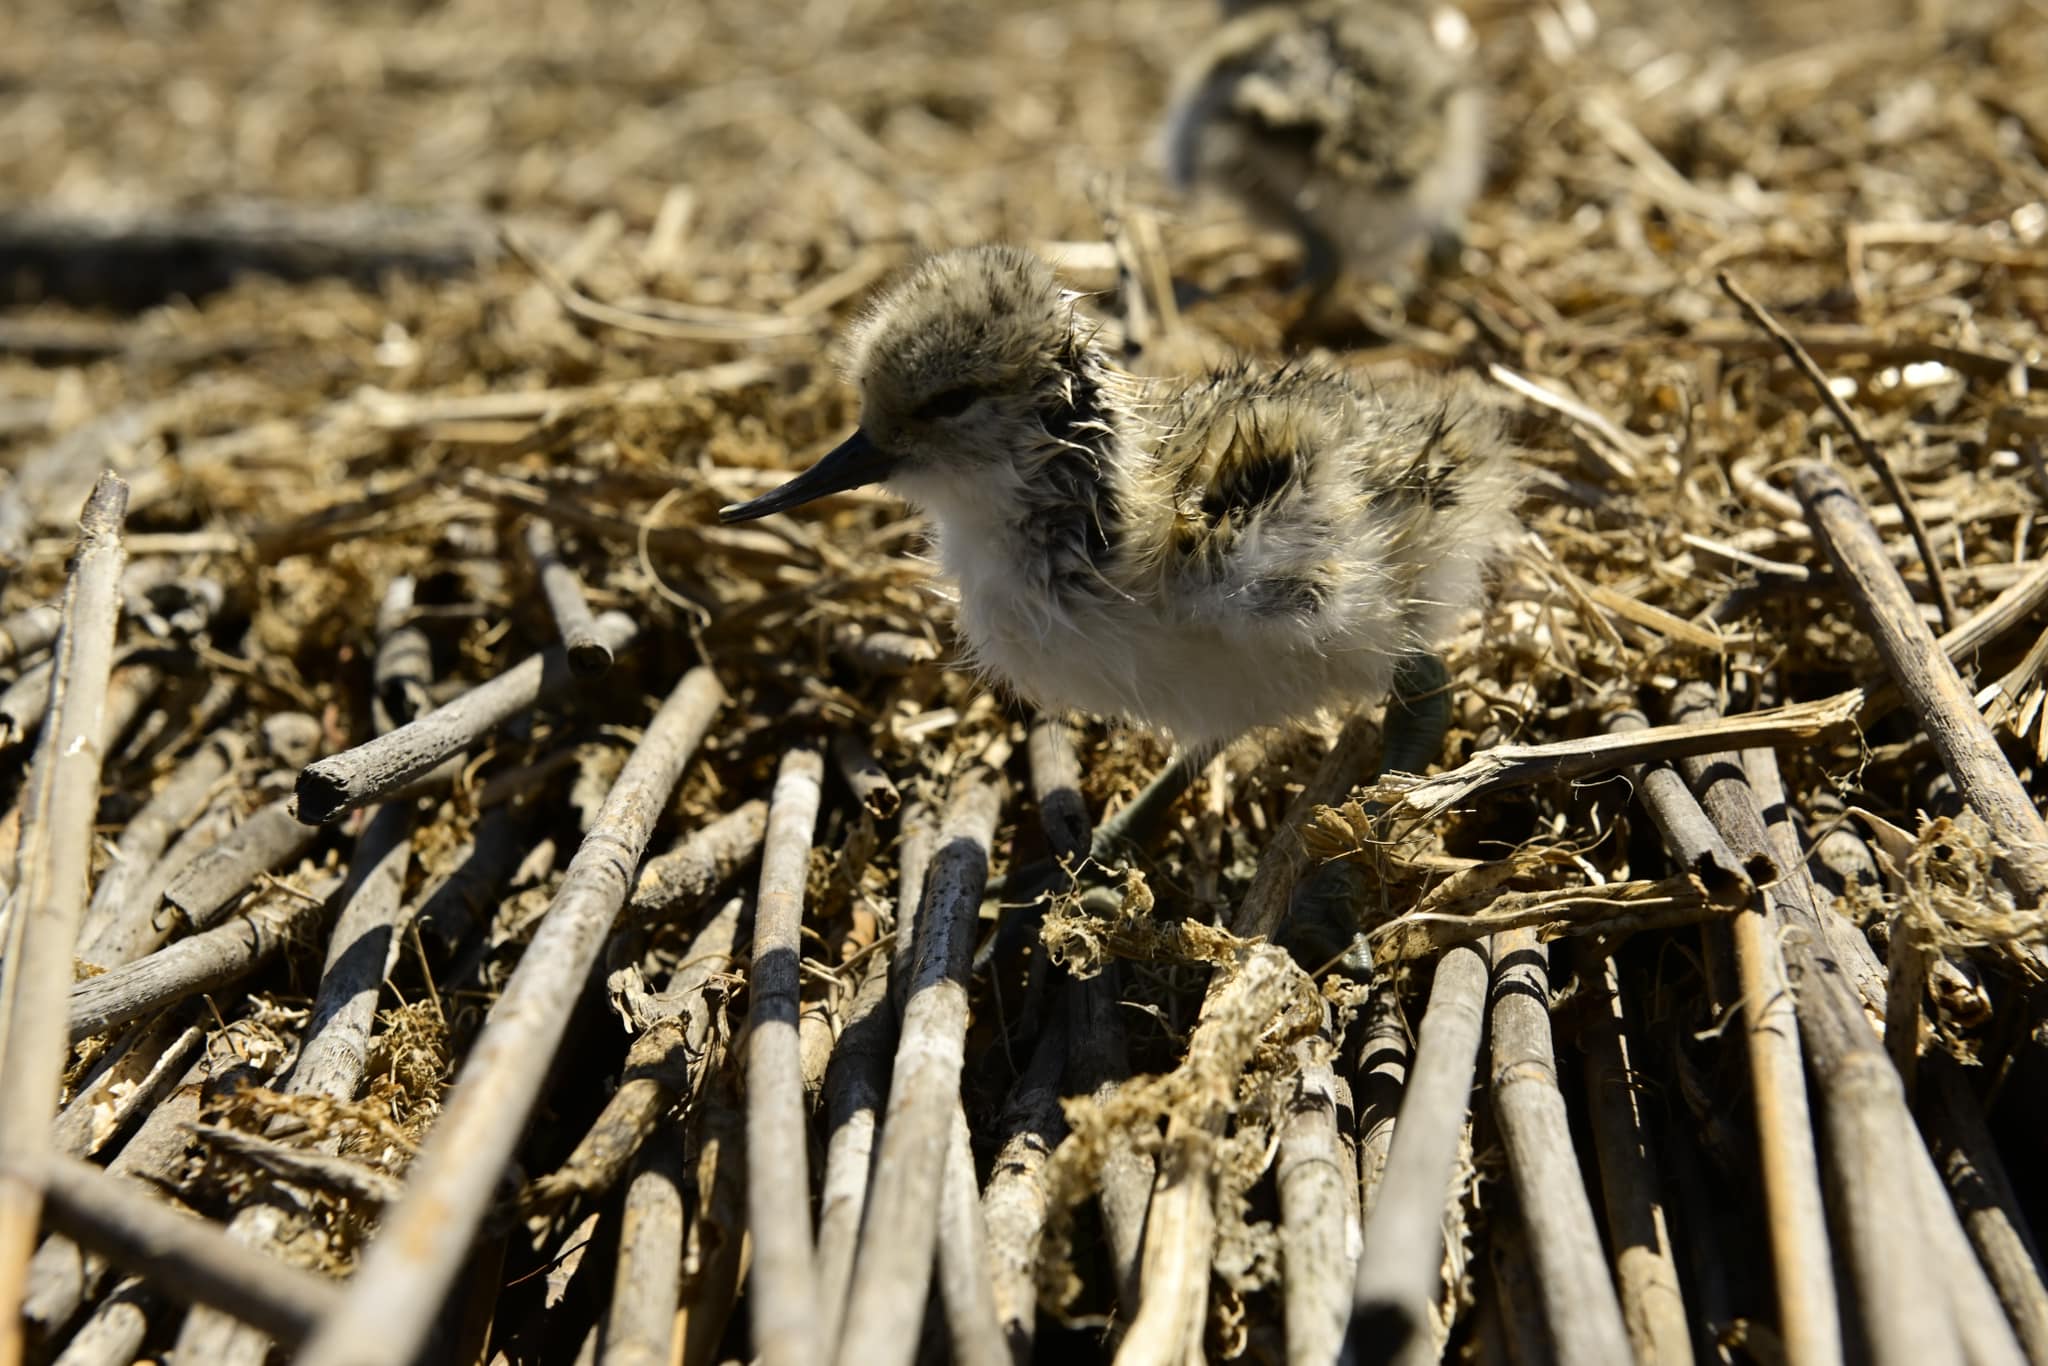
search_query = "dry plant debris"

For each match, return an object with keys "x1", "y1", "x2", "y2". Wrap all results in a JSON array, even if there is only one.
[{"x1": 4, "y1": 0, "x2": 2048, "y2": 1361}]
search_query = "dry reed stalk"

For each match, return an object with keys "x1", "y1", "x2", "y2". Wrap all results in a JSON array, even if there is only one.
[
  {"x1": 0, "y1": 472, "x2": 128, "y2": 1366},
  {"x1": 1278, "y1": 1027, "x2": 1352, "y2": 1366},
  {"x1": 598, "y1": 1129, "x2": 686, "y2": 1366},
  {"x1": 1793, "y1": 460, "x2": 2048, "y2": 905},
  {"x1": 629, "y1": 800, "x2": 767, "y2": 921},
  {"x1": 294, "y1": 666, "x2": 723, "y2": 1366},
  {"x1": 1118, "y1": 944, "x2": 1309, "y2": 1366},
  {"x1": 0, "y1": 658, "x2": 55, "y2": 748},
  {"x1": 1577, "y1": 950, "x2": 1693, "y2": 1365},
  {"x1": 1372, "y1": 691, "x2": 1860, "y2": 824},
  {"x1": 1665, "y1": 691, "x2": 1844, "y2": 1366},
  {"x1": 33, "y1": 1152, "x2": 342, "y2": 1347},
  {"x1": 50, "y1": 1015, "x2": 204, "y2": 1160},
  {"x1": 522, "y1": 517, "x2": 614, "y2": 678},
  {"x1": 47, "y1": 1276, "x2": 151, "y2": 1366},
  {"x1": 836, "y1": 766, "x2": 1005, "y2": 1366},
  {"x1": 832, "y1": 731, "x2": 901, "y2": 819},
  {"x1": 1486, "y1": 928, "x2": 1631, "y2": 1361},
  {"x1": 981, "y1": 1011, "x2": 1068, "y2": 1363},
  {"x1": 937, "y1": 1105, "x2": 1009, "y2": 1366},
  {"x1": 744, "y1": 746, "x2": 829, "y2": 1366},
  {"x1": 1921, "y1": 1058, "x2": 2048, "y2": 1364},
  {"x1": 676, "y1": 1079, "x2": 746, "y2": 1366},
  {"x1": 181, "y1": 1127, "x2": 401, "y2": 1207},
  {"x1": 1605, "y1": 708, "x2": 1763, "y2": 904},
  {"x1": 292, "y1": 610, "x2": 637, "y2": 824},
  {"x1": 0, "y1": 603, "x2": 60, "y2": 669},
  {"x1": 163, "y1": 796, "x2": 318, "y2": 931},
  {"x1": 816, "y1": 952, "x2": 894, "y2": 1348},
  {"x1": 75, "y1": 730, "x2": 243, "y2": 966},
  {"x1": 889, "y1": 801, "x2": 938, "y2": 1011},
  {"x1": 1718, "y1": 272, "x2": 1956, "y2": 629},
  {"x1": 66, "y1": 875, "x2": 341, "y2": 1043},
  {"x1": 1733, "y1": 749, "x2": 2023, "y2": 1366},
  {"x1": 526, "y1": 893, "x2": 742, "y2": 1207},
  {"x1": 1353, "y1": 982, "x2": 1407, "y2": 1215},
  {"x1": 1347, "y1": 941, "x2": 1488, "y2": 1366},
  {"x1": 1026, "y1": 715, "x2": 1089, "y2": 862}
]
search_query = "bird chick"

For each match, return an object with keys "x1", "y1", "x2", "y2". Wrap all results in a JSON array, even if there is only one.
[
  {"x1": 720, "y1": 244, "x2": 1522, "y2": 753},
  {"x1": 1160, "y1": 0, "x2": 1486, "y2": 293}
]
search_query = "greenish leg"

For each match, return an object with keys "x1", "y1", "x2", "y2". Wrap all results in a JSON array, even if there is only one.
[{"x1": 1089, "y1": 746, "x2": 1211, "y2": 868}]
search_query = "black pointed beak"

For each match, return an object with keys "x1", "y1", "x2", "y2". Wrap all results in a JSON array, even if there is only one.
[{"x1": 718, "y1": 429, "x2": 896, "y2": 523}]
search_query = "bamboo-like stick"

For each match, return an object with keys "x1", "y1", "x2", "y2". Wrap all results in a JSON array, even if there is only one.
[
  {"x1": 0, "y1": 658, "x2": 55, "y2": 747},
  {"x1": 1353, "y1": 982, "x2": 1407, "y2": 1216},
  {"x1": 79, "y1": 793, "x2": 237, "y2": 968},
  {"x1": 745, "y1": 747, "x2": 829, "y2": 1361},
  {"x1": 50, "y1": 1015, "x2": 204, "y2": 1160},
  {"x1": 1372, "y1": 691, "x2": 1860, "y2": 824},
  {"x1": 1026, "y1": 715, "x2": 1090, "y2": 862},
  {"x1": 677, "y1": 1081, "x2": 747, "y2": 1366},
  {"x1": 1606, "y1": 708, "x2": 1764, "y2": 903},
  {"x1": 1665, "y1": 691, "x2": 1846, "y2": 1366},
  {"x1": 0, "y1": 602, "x2": 60, "y2": 670},
  {"x1": 526, "y1": 894, "x2": 742, "y2": 1208},
  {"x1": 937, "y1": 1105, "x2": 1009, "y2": 1366},
  {"x1": 294, "y1": 666, "x2": 723, "y2": 1366},
  {"x1": 981, "y1": 1011, "x2": 1068, "y2": 1363},
  {"x1": 890, "y1": 802, "x2": 938, "y2": 1012},
  {"x1": 76, "y1": 731, "x2": 243, "y2": 965},
  {"x1": 1921, "y1": 1058, "x2": 2048, "y2": 1363},
  {"x1": 1734, "y1": 750, "x2": 2023, "y2": 1366},
  {"x1": 1119, "y1": 945, "x2": 1307, "y2": 1366},
  {"x1": 629, "y1": 800, "x2": 767, "y2": 921},
  {"x1": 67, "y1": 876, "x2": 340, "y2": 1043},
  {"x1": 412, "y1": 802, "x2": 529, "y2": 950},
  {"x1": 1278, "y1": 1027, "x2": 1353, "y2": 1366},
  {"x1": 31, "y1": 1151, "x2": 342, "y2": 1347},
  {"x1": 0, "y1": 472, "x2": 127, "y2": 1366},
  {"x1": 832, "y1": 731, "x2": 901, "y2": 820},
  {"x1": 163, "y1": 796, "x2": 319, "y2": 930},
  {"x1": 1347, "y1": 941, "x2": 1490, "y2": 1366},
  {"x1": 835, "y1": 767, "x2": 1005, "y2": 1366},
  {"x1": 523, "y1": 518, "x2": 615, "y2": 678},
  {"x1": 182, "y1": 1126, "x2": 402, "y2": 1207},
  {"x1": 598, "y1": 1128, "x2": 686, "y2": 1366},
  {"x1": 1577, "y1": 950, "x2": 1693, "y2": 1365},
  {"x1": 47, "y1": 1276, "x2": 152, "y2": 1366},
  {"x1": 1793, "y1": 460, "x2": 2048, "y2": 904},
  {"x1": 1487, "y1": 928, "x2": 1632, "y2": 1361},
  {"x1": 1719, "y1": 272, "x2": 1956, "y2": 629},
  {"x1": 292, "y1": 610, "x2": 638, "y2": 823},
  {"x1": 371, "y1": 575, "x2": 431, "y2": 727},
  {"x1": 816, "y1": 952, "x2": 894, "y2": 1349}
]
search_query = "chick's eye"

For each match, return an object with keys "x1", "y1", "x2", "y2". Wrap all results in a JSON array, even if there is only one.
[{"x1": 915, "y1": 386, "x2": 982, "y2": 421}]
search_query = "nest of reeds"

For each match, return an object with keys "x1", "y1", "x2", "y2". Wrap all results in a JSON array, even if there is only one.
[{"x1": 4, "y1": 0, "x2": 2048, "y2": 1361}]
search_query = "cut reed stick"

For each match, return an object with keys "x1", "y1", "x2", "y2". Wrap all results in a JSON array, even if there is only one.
[
  {"x1": 831, "y1": 730, "x2": 902, "y2": 820},
  {"x1": 163, "y1": 796, "x2": 319, "y2": 930},
  {"x1": 0, "y1": 658, "x2": 55, "y2": 747},
  {"x1": 1278, "y1": 1027, "x2": 1353, "y2": 1366},
  {"x1": 0, "y1": 472, "x2": 128, "y2": 1366},
  {"x1": 0, "y1": 602, "x2": 60, "y2": 669},
  {"x1": 816, "y1": 953, "x2": 895, "y2": 1349},
  {"x1": 67, "y1": 875, "x2": 340, "y2": 1043},
  {"x1": 76, "y1": 731, "x2": 243, "y2": 966},
  {"x1": 1606, "y1": 707, "x2": 1764, "y2": 905},
  {"x1": 50, "y1": 1015, "x2": 204, "y2": 1160},
  {"x1": 937, "y1": 1105, "x2": 1009, "y2": 1366},
  {"x1": 836, "y1": 766, "x2": 1005, "y2": 1366},
  {"x1": 1026, "y1": 715, "x2": 1089, "y2": 863},
  {"x1": 746, "y1": 746, "x2": 829, "y2": 1366},
  {"x1": 523, "y1": 517, "x2": 615, "y2": 678},
  {"x1": 1352, "y1": 982, "x2": 1407, "y2": 1217},
  {"x1": 287, "y1": 800, "x2": 414, "y2": 1103},
  {"x1": 629, "y1": 800, "x2": 767, "y2": 921},
  {"x1": 1719, "y1": 271, "x2": 1956, "y2": 629},
  {"x1": 1576, "y1": 949, "x2": 1693, "y2": 1366},
  {"x1": 1487, "y1": 928, "x2": 1632, "y2": 1361},
  {"x1": 292, "y1": 610, "x2": 638, "y2": 823},
  {"x1": 413, "y1": 802, "x2": 529, "y2": 950},
  {"x1": 1372, "y1": 691, "x2": 1860, "y2": 824},
  {"x1": 30, "y1": 1151, "x2": 340, "y2": 1346},
  {"x1": 293, "y1": 666, "x2": 723, "y2": 1366},
  {"x1": 47, "y1": 1276, "x2": 152, "y2": 1366},
  {"x1": 981, "y1": 1011, "x2": 1068, "y2": 1363},
  {"x1": 1793, "y1": 460, "x2": 2048, "y2": 905},
  {"x1": 371, "y1": 575, "x2": 431, "y2": 726},
  {"x1": 1348, "y1": 941, "x2": 1489, "y2": 1366},
  {"x1": 598, "y1": 1128, "x2": 686, "y2": 1366},
  {"x1": 1119, "y1": 944, "x2": 1307, "y2": 1366},
  {"x1": 525, "y1": 894, "x2": 742, "y2": 1209},
  {"x1": 1666, "y1": 690, "x2": 1845, "y2": 1366}
]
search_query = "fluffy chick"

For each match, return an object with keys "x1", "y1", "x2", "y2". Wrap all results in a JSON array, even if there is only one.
[
  {"x1": 720, "y1": 244, "x2": 1523, "y2": 751},
  {"x1": 1161, "y1": 0, "x2": 1486, "y2": 292}
]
